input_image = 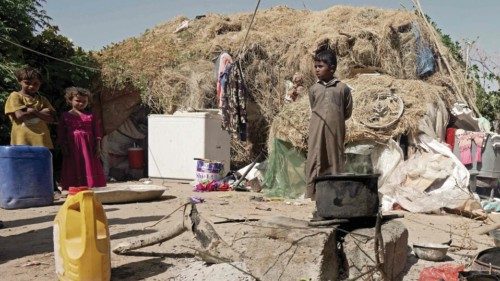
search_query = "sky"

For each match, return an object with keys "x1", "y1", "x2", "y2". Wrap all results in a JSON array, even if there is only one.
[{"x1": 45, "y1": 0, "x2": 499, "y2": 68}]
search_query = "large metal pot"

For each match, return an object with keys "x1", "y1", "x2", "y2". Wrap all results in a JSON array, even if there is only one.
[
  {"x1": 471, "y1": 247, "x2": 500, "y2": 273},
  {"x1": 459, "y1": 271, "x2": 500, "y2": 281},
  {"x1": 314, "y1": 174, "x2": 379, "y2": 219}
]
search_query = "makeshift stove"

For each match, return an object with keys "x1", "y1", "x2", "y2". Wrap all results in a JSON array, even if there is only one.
[{"x1": 312, "y1": 174, "x2": 380, "y2": 226}]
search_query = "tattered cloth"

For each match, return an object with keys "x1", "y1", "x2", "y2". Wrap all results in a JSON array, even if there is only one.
[{"x1": 220, "y1": 62, "x2": 248, "y2": 141}]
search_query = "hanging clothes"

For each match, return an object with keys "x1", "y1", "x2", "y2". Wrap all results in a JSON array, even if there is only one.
[
  {"x1": 456, "y1": 129, "x2": 487, "y2": 165},
  {"x1": 445, "y1": 127, "x2": 456, "y2": 150},
  {"x1": 215, "y1": 52, "x2": 233, "y2": 108},
  {"x1": 220, "y1": 62, "x2": 248, "y2": 141}
]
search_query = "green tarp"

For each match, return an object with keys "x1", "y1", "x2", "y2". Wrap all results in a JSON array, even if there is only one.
[{"x1": 263, "y1": 139, "x2": 306, "y2": 199}]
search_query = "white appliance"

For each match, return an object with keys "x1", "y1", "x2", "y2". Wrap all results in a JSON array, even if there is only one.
[{"x1": 148, "y1": 111, "x2": 231, "y2": 179}]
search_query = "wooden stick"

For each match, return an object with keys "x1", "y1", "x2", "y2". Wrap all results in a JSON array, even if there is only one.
[
  {"x1": 113, "y1": 203, "x2": 242, "y2": 263},
  {"x1": 214, "y1": 218, "x2": 260, "y2": 224},
  {"x1": 113, "y1": 203, "x2": 191, "y2": 254},
  {"x1": 113, "y1": 224, "x2": 188, "y2": 254},
  {"x1": 189, "y1": 204, "x2": 243, "y2": 262},
  {"x1": 411, "y1": 0, "x2": 481, "y2": 116},
  {"x1": 374, "y1": 212, "x2": 388, "y2": 280}
]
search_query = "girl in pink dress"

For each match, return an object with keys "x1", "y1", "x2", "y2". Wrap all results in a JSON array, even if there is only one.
[{"x1": 58, "y1": 87, "x2": 106, "y2": 190}]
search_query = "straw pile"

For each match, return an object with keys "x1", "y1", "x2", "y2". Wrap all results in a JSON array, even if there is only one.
[{"x1": 96, "y1": 5, "x2": 474, "y2": 165}]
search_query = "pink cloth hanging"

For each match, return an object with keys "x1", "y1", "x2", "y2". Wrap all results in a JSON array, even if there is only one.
[
  {"x1": 456, "y1": 130, "x2": 487, "y2": 165},
  {"x1": 458, "y1": 131, "x2": 473, "y2": 165},
  {"x1": 216, "y1": 53, "x2": 233, "y2": 107},
  {"x1": 472, "y1": 132, "x2": 486, "y2": 163}
]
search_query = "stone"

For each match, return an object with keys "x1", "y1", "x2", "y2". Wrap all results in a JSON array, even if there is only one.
[
  {"x1": 232, "y1": 217, "x2": 340, "y2": 281},
  {"x1": 342, "y1": 220, "x2": 409, "y2": 280}
]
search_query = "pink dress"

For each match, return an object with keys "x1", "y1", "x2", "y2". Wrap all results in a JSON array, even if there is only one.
[{"x1": 58, "y1": 111, "x2": 106, "y2": 190}]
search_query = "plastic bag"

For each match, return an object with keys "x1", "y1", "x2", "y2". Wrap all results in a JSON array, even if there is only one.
[
  {"x1": 379, "y1": 135, "x2": 472, "y2": 213},
  {"x1": 345, "y1": 143, "x2": 375, "y2": 174},
  {"x1": 413, "y1": 23, "x2": 435, "y2": 78},
  {"x1": 263, "y1": 139, "x2": 306, "y2": 199},
  {"x1": 418, "y1": 264, "x2": 464, "y2": 281}
]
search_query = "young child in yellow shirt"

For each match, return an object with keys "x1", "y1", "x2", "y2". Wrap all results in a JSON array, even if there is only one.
[{"x1": 4, "y1": 66, "x2": 55, "y2": 148}]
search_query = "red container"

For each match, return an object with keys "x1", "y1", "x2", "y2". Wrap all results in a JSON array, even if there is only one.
[
  {"x1": 128, "y1": 147, "x2": 144, "y2": 169},
  {"x1": 68, "y1": 186, "x2": 89, "y2": 195}
]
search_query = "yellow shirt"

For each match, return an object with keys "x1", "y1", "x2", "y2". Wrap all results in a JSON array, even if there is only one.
[{"x1": 4, "y1": 91, "x2": 55, "y2": 149}]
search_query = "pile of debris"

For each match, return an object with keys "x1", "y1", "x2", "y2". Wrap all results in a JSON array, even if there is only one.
[{"x1": 96, "y1": 4, "x2": 498, "y2": 214}]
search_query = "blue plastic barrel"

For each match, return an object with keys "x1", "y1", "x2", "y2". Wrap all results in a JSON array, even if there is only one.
[{"x1": 0, "y1": 146, "x2": 54, "y2": 209}]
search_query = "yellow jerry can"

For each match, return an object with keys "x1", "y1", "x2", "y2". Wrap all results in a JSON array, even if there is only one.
[{"x1": 53, "y1": 188, "x2": 111, "y2": 281}]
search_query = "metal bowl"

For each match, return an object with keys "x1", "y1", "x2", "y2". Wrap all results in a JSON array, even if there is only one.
[
  {"x1": 490, "y1": 229, "x2": 500, "y2": 247},
  {"x1": 413, "y1": 243, "x2": 449, "y2": 261}
]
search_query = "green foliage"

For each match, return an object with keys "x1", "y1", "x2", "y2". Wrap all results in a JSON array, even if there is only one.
[
  {"x1": 476, "y1": 87, "x2": 499, "y2": 122},
  {"x1": 0, "y1": 0, "x2": 50, "y2": 59},
  {"x1": 0, "y1": 0, "x2": 99, "y2": 145},
  {"x1": 470, "y1": 64, "x2": 500, "y2": 122}
]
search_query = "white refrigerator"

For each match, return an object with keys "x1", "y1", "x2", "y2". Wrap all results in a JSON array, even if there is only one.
[{"x1": 148, "y1": 111, "x2": 231, "y2": 180}]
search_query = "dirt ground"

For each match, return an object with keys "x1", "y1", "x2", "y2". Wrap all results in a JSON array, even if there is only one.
[{"x1": 0, "y1": 180, "x2": 497, "y2": 280}]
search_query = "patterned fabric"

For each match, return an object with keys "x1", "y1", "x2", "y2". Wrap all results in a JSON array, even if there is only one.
[
  {"x1": 220, "y1": 62, "x2": 248, "y2": 141},
  {"x1": 216, "y1": 52, "x2": 233, "y2": 107}
]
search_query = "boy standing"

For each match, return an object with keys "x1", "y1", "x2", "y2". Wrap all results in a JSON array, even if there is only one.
[
  {"x1": 306, "y1": 45, "x2": 353, "y2": 200},
  {"x1": 4, "y1": 67, "x2": 55, "y2": 148}
]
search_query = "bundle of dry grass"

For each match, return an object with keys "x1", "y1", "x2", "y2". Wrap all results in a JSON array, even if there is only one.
[{"x1": 96, "y1": 5, "x2": 474, "y2": 165}]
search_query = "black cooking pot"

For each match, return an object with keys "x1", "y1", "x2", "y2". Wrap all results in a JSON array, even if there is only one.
[
  {"x1": 459, "y1": 271, "x2": 500, "y2": 281},
  {"x1": 314, "y1": 174, "x2": 379, "y2": 219},
  {"x1": 471, "y1": 247, "x2": 500, "y2": 273}
]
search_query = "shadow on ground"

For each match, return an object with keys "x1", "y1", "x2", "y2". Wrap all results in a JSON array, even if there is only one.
[
  {"x1": 0, "y1": 226, "x2": 53, "y2": 264},
  {"x1": 2, "y1": 214, "x2": 56, "y2": 228},
  {"x1": 111, "y1": 257, "x2": 172, "y2": 280},
  {"x1": 399, "y1": 250, "x2": 420, "y2": 280}
]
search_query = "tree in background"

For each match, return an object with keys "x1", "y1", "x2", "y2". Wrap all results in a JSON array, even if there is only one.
[
  {"x1": 431, "y1": 16, "x2": 499, "y2": 126},
  {"x1": 468, "y1": 46, "x2": 500, "y2": 126},
  {"x1": 0, "y1": 0, "x2": 98, "y2": 145}
]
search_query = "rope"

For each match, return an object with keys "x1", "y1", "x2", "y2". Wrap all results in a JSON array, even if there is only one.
[
  {"x1": 237, "y1": 0, "x2": 261, "y2": 58},
  {"x1": 0, "y1": 37, "x2": 101, "y2": 72}
]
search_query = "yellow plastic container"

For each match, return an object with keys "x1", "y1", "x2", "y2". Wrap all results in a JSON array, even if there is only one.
[{"x1": 53, "y1": 189, "x2": 111, "y2": 281}]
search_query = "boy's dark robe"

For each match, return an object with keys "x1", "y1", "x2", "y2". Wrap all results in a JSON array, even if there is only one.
[{"x1": 306, "y1": 79, "x2": 353, "y2": 199}]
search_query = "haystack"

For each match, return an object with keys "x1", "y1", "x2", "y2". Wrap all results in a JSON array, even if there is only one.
[{"x1": 96, "y1": 5, "x2": 475, "y2": 165}]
